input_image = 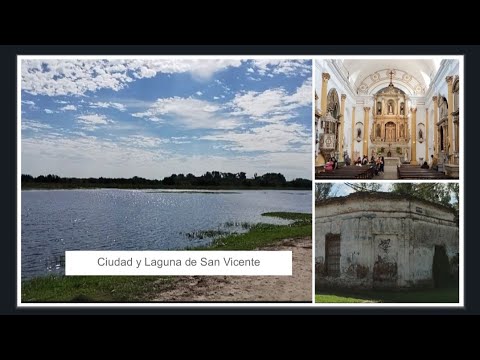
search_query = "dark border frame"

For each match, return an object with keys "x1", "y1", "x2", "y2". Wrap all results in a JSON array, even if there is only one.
[{"x1": 2, "y1": 45, "x2": 477, "y2": 314}]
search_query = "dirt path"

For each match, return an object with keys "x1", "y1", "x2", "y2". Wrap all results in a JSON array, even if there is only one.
[{"x1": 150, "y1": 237, "x2": 312, "y2": 302}]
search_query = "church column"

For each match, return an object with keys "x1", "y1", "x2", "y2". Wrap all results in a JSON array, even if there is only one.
[
  {"x1": 410, "y1": 107, "x2": 417, "y2": 164},
  {"x1": 339, "y1": 94, "x2": 346, "y2": 161},
  {"x1": 446, "y1": 76, "x2": 454, "y2": 163},
  {"x1": 425, "y1": 108, "x2": 429, "y2": 160},
  {"x1": 363, "y1": 107, "x2": 370, "y2": 157},
  {"x1": 321, "y1": 73, "x2": 330, "y2": 114},
  {"x1": 433, "y1": 96, "x2": 438, "y2": 158},
  {"x1": 351, "y1": 106, "x2": 355, "y2": 161}
]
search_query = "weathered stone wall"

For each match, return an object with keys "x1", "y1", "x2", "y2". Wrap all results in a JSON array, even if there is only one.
[{"x1": 315, "y1": 193, "x2": 458, "y2": 289}]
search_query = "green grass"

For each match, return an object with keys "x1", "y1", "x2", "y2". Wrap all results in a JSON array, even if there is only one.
[
  {"x1": 207, "y1": 212, "x2": 311, "y2": 250},
  {"x1": 315, "y1": 294, "x2": 367, "y2": 303},
  {"x1": 316, "y1": 287, "x2": 459, "y2": 303},
  {"x1": 22, "y1": 212, "x2": 311, "y2": 302},
  {"x1": 22, "y1": 276, "x2": 174, "y2": 302}
]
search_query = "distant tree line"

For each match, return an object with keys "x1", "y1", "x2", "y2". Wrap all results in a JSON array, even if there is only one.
[
  {"x1": 21, "y1": 172, "x2": 311, "y2": 189},
  {"x1": 316, "y1": 182, "x2": 459, "y2": 225}
]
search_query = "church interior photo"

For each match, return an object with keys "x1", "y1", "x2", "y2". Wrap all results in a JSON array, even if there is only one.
[{"x1": 315, "y1": 58, "x2": 460, "y2": 179}]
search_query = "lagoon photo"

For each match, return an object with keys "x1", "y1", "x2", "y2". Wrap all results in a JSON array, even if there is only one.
[{"x1": 20, "y1": 57, "x2": 313, "y2": 303}]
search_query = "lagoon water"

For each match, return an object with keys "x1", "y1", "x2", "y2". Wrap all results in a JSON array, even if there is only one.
[{"x1": 21, "y1": 189, "x2": 311, "y2": 279}]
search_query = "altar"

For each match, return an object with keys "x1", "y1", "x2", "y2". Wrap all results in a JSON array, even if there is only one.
[{"x1": 384, "y1": 157, "x2": 401, "y2": 174}]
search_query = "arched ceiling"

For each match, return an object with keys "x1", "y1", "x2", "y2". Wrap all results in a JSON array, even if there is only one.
[{"x1": 340, "y1": 59, "x2": 441, "y2": 96}]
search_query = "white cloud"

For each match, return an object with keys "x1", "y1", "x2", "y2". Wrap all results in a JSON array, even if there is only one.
[
  {"x1": 54, "y1": 100, "x2": 69, "y2": 104},
  {"x1": 196, "y1": 91, "x2": 203, "y2": 96},
  {"x1": 201, "y1": 122, "x2": 310, "y2": 153},
  {"x1": 60, "y1": 104, "x2": 77, "y2": 111},
  {"x1": 251, "y1": 59, "x2": 311, "y2": 77},
  {"x1": 21, "y1": 135, "x2": 311, "y2": 180},
  {"x1": 213, "y1": 96, "x2": 219, "y2": 100},
  {"x1": 229, "y1": 78, "x2": 311, "y2": 122},
  {"x1": 147, "y1": 116, "x2": 164, "y2": 123},
  {"x1": 22, "y1": 119, "x2": 52, "y2": 132},
  {"x1": 22, "y1": 100, "x2": 35, "y2": 106},
  {"x1": 89, "y1": 101, "x2": 127, "y2": 112},
  {"x1": 44, "y1": 109, "x2": 54, "y2": 114},
  {"x1": 22, "y1": 59, "x2": 243, "y2": 96},
  {"x1": 247, "y1": 68, "x2": 254, "y2": 73},
  {"x1": 132, "y1": 97, "x2": 242, "y2": 130},
  {"x1": 118, "y1": 135, "x2": 169, "y2": 148},
  {"x1": 77, "y1": 114, "x2": 114, "y2": 131}
]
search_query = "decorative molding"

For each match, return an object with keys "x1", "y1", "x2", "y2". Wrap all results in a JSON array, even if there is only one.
[
  {"x1": 328, "y1": 60, "x2": 357, "y2": 101},
  {"x1": 341, "y1": 94, "x2": 347, "y2": 100},
  {"x1": 357, "y1": 68, "x2": 425, "y2": 96},
  {"x1": 322, "y1": 72, "x2": 331, "y2": 81},
  {"x1": 425, "y1": 59, "x2": 458, "y2": 104}
]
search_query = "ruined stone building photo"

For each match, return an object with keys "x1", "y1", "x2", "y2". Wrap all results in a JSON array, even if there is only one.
[{"x1": 315, "y1": 191, "x2": 459, "y2": 293}]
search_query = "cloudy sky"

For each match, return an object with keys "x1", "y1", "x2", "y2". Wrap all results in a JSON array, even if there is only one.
[{"x1": 21, "y1": 58, "x2": 312, "y2": 180}]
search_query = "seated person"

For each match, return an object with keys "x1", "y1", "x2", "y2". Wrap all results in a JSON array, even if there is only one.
[
  {"x1": 344, "y1": 154, "x2": 351, "y2": 166},
  {"x1": 421, "y1": 161, "x2": 429, "y2": 169},
  {"x1": 354, "y1": 157, "x2": 362, "y2": 165},
  {"x1": 362, "y1": 156, "x2": 368, "y2": 165},
  {"x1": 324, "y1": 159, "x2": 334, "y2": 171},
  {"x1": 430, "y1": 155, "x2": 438, "y2": 170},
  {"x1": 330, "y1": 156, "x2": 337, "y2": 169}
]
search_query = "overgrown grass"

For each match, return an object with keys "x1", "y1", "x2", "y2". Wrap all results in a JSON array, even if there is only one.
[
  {"x1": 22, "y1": 276, "x2": 174, "y2": 302},
  {"x1": 315, "y1": 287, "x2": 459, "y2": 303},
  {"x1": 207, "y1": 212, "x2": 311, "y2": 250},
  {"x1": 22, "y1": 212, "x2": 312, "y2": 302}
]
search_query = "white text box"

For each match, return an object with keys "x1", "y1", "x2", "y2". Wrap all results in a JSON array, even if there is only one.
[{"x1": 65, "y1": 251, "x2": 292, "y2": 276}]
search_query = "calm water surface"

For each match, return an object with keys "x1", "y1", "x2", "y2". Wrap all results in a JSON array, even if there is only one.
[{"x1": 21, "y1": 189, "x2": 311, "y2": 279}]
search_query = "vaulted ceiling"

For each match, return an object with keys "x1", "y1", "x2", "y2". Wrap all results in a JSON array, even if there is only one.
[{"x1": 339, "y1": 59, "x2": 442, "y2": 96}]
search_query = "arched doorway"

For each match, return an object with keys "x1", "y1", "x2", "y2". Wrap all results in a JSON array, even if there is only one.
[{"x1": 433, "y1": 245, "x2": 451, "y2": 288}]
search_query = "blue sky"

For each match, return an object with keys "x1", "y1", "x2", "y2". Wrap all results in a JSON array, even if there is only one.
[{"x1": 21, "y1": 58, "x2": 312, "y2": 180}]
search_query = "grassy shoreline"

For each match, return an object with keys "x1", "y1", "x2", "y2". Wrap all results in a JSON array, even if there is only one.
[{"x1": 22, "y1": 212, "x2": 311, "y2": 303}]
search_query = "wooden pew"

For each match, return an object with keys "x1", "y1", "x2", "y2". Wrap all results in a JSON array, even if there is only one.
[{"x1": 315, "y1": 165, "x2": 375, "y2": 179}]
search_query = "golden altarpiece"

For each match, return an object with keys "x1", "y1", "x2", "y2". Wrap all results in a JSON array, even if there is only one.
[{"x1": 370, "y1": 74, "x2": 410, "y2": 160}]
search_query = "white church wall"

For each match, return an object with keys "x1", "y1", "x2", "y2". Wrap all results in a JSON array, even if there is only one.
[{"x1": 416, "y1": 106, "x2": 426, "y2": 163}]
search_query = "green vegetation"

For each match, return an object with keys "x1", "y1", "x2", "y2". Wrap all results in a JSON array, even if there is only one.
[
  {"x1": 315, "y1": 294, "x2": 367, "y2": 303},
  {"x1": 207, "y1": 212, "x2": 311, "y2": 250},
  {"x1": 22, "y1": 276, "x2": 174, "y2": 302},
  {"x1": 390, "y1": 183, "x2": 456, "y2": 207},
  {"x1": 316, "y1": 287, "x2": 459, "y2": 303},
  {"x1": 21, "y1": 172, "x2": 311, "y2": 190},
  {"x1": 22, "y1": 212, "x2": 312, "y2": 302},
  {"x1": 315, "y1": 183, "x2": 334, "y2": 201}
]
